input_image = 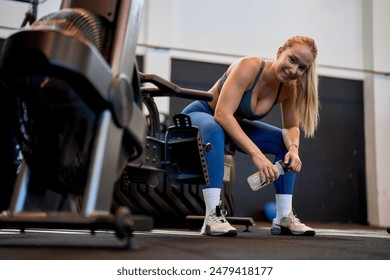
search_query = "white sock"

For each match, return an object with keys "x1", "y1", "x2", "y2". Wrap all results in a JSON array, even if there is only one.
[
  {"x1": 275, "y1": 194, "x2": 293, "y2": 223},
  {"x1": 202, "y1": 188, "x2": 221, "y2": 216}
]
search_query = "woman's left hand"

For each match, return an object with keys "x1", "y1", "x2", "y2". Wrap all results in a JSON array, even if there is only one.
[{"x1": 284, "y1": 145, "x2": 302, "y2": 173}]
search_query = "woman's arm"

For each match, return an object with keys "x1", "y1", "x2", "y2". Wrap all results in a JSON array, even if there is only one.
[{"x1": 280, "y1": 87, "x2": 302, "y2": 172}]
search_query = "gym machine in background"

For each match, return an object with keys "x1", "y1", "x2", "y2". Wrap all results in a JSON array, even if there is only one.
[{"x1": 0, "y1": 0, "x2": 215, "y2": 248}]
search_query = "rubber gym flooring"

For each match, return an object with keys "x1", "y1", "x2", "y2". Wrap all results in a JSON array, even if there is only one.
[{"x1": 0, "y1": 221, "x2": 389, "y2": 260}]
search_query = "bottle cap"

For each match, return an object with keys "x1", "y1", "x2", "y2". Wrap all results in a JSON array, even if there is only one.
[{"x1": 276, "y1": 160, "x2": 289, "y2": 173}]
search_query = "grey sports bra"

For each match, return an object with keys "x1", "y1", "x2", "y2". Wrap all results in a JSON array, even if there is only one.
[{"x1": 217, "y1": 60, "x2": 283, "y2": 120}]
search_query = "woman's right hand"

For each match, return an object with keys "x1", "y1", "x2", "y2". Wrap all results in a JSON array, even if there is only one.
[{"x1": 251, "y1": 153, "x2": 277, "y2": 184}]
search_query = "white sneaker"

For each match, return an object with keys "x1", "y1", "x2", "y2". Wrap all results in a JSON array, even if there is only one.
[
  {"x1": 271, "y1": 211, "x2": 315, "y2": 236},
  {"x1": 201, "y1": 205, "x2": 237, "y2": 237}
]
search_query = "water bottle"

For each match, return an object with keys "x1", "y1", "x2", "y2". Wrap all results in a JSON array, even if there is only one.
[{"x1": 247, "y1": 160, "x2": 288, "y2": 191}]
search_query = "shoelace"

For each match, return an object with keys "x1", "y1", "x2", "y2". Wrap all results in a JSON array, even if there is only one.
[
  {"x1": 290, "y1": 208, "x2": 302, "y2": 223},
  {"x1": 291, "y1": 216, "x2": 302, "y2": 225},
  {"x1": 290, "y1": 213, "x2": 305, "y2": 226},
  {"x1": 213, "y1": 205, "x2": 228, "y2": 223}
]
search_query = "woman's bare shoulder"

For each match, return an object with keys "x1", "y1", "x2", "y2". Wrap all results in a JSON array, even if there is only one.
[{"x1": 230, "y1": 56, "x2": 262, "y2": 75}]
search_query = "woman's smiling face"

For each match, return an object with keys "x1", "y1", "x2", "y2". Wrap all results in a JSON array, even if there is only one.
[{"x1": 275, "y1": 43, "x2": 314, "y2": 83}]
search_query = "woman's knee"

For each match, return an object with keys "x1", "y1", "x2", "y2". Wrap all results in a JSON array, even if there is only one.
[{"x1": 190, "y1": 116, "x2": 224, "y2": 142}]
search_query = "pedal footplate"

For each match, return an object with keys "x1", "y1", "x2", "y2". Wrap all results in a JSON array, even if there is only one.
[
  {"x1": 165, "y1": 114, "x2": 210, "y2": 186},
  {"x1": 172, "y1": 113, "x2": 192, "y2": 127}
]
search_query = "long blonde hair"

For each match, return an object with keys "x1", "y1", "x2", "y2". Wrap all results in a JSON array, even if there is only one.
[{"x1": 278, "y1": 36, "x2": 319, "y2": 138}]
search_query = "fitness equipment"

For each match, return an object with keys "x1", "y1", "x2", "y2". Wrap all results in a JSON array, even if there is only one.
[
  {"x1": 113, "y1": 73, "x2": 216, "y2": 227},
  {"x1": 0, "y1": 0, "x2": 149, "y2": 248},
  {"x1": 0, "y1": 0, "x2": 218, "y2": 246},
  {"x1": 19, "y1": 0, "x2": 39, "y2": 27}
]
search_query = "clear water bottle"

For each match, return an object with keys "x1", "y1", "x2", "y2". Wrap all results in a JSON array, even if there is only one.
[{"x1": 247, "y1": 160, "x2": 288, "y2": 191}]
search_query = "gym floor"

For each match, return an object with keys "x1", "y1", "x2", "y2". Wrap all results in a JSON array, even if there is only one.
[{"x1": 0, "y1": 221, "x2": 389, "y2": 260}]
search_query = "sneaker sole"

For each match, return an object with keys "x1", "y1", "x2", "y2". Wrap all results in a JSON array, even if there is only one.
[
  {"x1": 271, "y1": 225, "x2": 315, "y2": 236},
  {"x1": 205, "y1": 225, "x2": 237, "y2": 237}
]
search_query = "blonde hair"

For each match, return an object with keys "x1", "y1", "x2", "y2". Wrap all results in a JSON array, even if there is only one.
[{"x1": 278, "y1": 36, "x2": 319, "y2": 138}]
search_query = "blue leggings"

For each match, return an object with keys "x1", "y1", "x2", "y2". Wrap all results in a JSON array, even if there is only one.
[{"x1": 181, "y1": 100, "x2": 295, "y2": 194}]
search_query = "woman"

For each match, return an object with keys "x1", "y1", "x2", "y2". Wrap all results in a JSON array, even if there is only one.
[{"x1": 182, "y1": 35, "x2": 319, "y2": 237}]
